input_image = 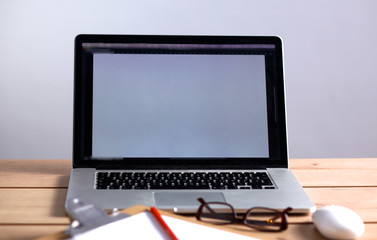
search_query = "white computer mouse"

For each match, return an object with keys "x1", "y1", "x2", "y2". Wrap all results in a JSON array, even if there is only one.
[{"x1": 312, "y1": 205, "x2": 365, "y2": 239}]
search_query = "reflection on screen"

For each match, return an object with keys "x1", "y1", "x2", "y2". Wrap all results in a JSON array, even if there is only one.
[{"x1": 92, "y1": 54, "x2": 269, "y2": 158}]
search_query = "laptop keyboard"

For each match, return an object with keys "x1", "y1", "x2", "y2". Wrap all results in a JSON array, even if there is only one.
[{"x1": 95, "y1": 171, "x2": 275, "y2": 190}]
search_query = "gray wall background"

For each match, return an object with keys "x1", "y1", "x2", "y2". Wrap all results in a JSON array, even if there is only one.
[{"x1": 1, "y1": 0, "x2": 376, "y2": 159}]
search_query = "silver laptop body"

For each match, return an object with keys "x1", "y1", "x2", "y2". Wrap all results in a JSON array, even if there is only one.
[{"x1": 66, "y1": 34, "x2": 315, "y2": 214}]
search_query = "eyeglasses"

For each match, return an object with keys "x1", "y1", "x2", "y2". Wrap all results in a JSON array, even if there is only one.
[{"x1": 196, "y1": 198, "x2": 293, "y2": 232}]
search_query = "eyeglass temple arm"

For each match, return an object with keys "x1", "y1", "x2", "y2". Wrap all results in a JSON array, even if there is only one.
[
  {"x1": 197, "y1": 198, "x2": 218, "y2": 215},
  {"x1": 268, "y1": 207, "x2": 293, "y2": 221}
]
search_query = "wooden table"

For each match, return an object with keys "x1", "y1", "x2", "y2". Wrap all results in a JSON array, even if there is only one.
[{"x1": 0, "y1": 159, "x2": 376, "y2": 240}]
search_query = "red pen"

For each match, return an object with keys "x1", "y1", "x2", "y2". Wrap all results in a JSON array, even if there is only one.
[{"x1": 150, "y1": 206, "x2": 179, "y2": 240}]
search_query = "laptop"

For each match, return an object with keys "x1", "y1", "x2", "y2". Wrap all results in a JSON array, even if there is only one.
[{"x1": 66, "y1": 34, "x2": 315, "y2": 214}]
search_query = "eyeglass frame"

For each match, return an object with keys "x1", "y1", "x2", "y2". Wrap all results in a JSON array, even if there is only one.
[{"x1": 196, "y1": 197, "x2": 293, "y2": 232}]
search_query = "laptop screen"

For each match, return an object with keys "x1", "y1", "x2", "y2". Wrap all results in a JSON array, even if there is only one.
[{"x1": 73, "y1": 35, "x2": 287, "y2": 169}]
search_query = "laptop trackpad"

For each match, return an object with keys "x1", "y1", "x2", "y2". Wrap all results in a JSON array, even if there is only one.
[{"x1": 154, "y1": 192, "x2": 225, "y2": 213}]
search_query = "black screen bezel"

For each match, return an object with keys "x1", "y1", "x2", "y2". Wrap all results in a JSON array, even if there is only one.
[{"x1": 72, "y1": 34, "x2": 288, "y2": 169}]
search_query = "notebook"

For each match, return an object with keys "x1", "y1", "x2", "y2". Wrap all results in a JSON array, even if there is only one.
[
  {"x1": 66, "y1": 34, "x2": 315, "y2": 214},
  {"x1": 68, "y1": 211, "x2": 258, "y2": 240}
]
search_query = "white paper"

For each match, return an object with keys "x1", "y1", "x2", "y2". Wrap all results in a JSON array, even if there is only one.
[{"x1": 71, "y1": 212, "x2": 259, "y2": 240}]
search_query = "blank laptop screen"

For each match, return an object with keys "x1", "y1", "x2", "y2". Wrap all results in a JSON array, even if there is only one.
[{"x1": 91, "y1": 52, "x2": 269, "y2": 158}]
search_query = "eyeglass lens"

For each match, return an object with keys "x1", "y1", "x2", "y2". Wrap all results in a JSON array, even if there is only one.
[
  {"x1": 244, "y1": 208, "x2": 286, "y2": 231},
  {"x1": 199, "y1": 203, "x2": 235, "y2": 224}
]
